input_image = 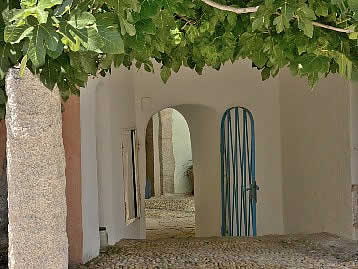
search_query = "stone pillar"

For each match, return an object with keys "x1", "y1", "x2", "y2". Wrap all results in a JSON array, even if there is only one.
[
  {"x1": 6, "y1": 68, "x2": 68, "y2": 268},
  {"x1": 159, "y1": 109, "x2": 175, "y2": 194}
]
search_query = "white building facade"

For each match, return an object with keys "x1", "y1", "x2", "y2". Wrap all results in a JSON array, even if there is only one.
[{"x1": 79, "y1": 61, "x2": 358, "y2": 263}]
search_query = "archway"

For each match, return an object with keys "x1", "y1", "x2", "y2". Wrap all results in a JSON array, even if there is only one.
[{"x1": 144, "y1": 108, "x2": 195, "y2": 239}]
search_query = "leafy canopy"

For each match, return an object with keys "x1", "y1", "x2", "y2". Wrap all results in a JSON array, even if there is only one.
[{"x1": 0, "y1": 0, "x2": 357, "y2": 118}]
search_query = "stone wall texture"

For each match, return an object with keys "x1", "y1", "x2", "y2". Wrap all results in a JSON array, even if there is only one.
[
  {"x1": 6, "y1": 68, "x2": 68, "y2": 269},
  {"x1": 0, "y1": 121, "x2": 7, "y2": 236}
]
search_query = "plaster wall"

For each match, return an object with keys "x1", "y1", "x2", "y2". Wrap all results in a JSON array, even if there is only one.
[
  {"x1": 82, "y1": 61, "x2": 284, "y2": 243},
  {"x1": 133, "y1": 61, "x2": 284, "y2": 237},
  {"x1": 172, "y1": 109, "x2": 193, "y2": 194},
  {"x1": 63, "y1": 96, "x2": 83, "y2": 264},
  {"x1": 94, "y1": 68, "x2": 144, "y2": 244},
  {"x1": 279, "y1": 70, "x2": 353, "y2": 239},
  {"x1": 80, "y1": 81, "x2": 100, "y2": 262},
  {"x1": 350, "y1": 81, "x2": 358, "y2": 239}
]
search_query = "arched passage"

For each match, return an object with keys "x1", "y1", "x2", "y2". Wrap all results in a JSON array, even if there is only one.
[{"x1": 144, "y1": 108, "x2": 195, "y2": 239}]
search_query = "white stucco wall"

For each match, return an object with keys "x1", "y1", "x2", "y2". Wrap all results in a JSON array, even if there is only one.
[
  {"x1": 81, "y1": 61, "x2": 358, "y2": 263},
  {"x1": 80, "y1": 80, "x2": 100, "y2": 262},
  {"x1": 350, "y1": 81, "x2": 358, "y2": 187},
  {"x1": 92, "y1": 69, "x2": 144, "y2": 247},
  {"x1": 81, "y1": 61, "x2": 358, "y2": 259},
  {"x1": 133, "y1": 61, "x2": 284, "y2": 237},
  {"x1": 81, "y1": 61, "x2": 285, "y2": 241},
  {"x1": 350, "y1": 81, "x2": 358, "y2": 240},
  {"x1": 279, "y1": 70, "x2": 353, "y2": 239},
  {"x1": 172, "y1": 109, "x2": 193, "y2": 194}
]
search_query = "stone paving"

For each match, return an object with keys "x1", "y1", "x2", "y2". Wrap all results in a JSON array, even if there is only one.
[
  {"x1": 77, "y1": 233, "x2": 358, "y2": 269},
  {"x1": 2, "y1": 195, "x2": 358, "y2": 268},
  {"x1": 145, "y1": 195, "x2": 195, "y2": 240},
  {"x1": 76, "y1": 195, "x2": 358, "y2": 268}
]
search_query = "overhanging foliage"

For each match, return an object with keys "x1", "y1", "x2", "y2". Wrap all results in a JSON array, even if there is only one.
[{"x1": 0, "y1": 0, "x2": 357, "y2": 118}]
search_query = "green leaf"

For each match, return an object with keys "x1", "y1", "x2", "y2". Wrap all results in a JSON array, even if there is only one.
[
  {"x1": 298, "y1": 18, "x2": 314, "y2": 38},
  {"x1": 4, "y1": 25, "x2": 33, "y2": 44},
  {"x1": 273, "y1": 15, "x2": 289, "y2": 33},
  {"x1": 39, "y1": 23, "x2": 60, "y2": 51},
  {"x1": 120, "y1": 18, "x2": 136, "y2": 36},
  {"x1": 68, "y1": 12, "x2": 96, "y2": 29},
  {"x1": 160, "y1": 66, "x2": 171, "y2": 83},
  {"x1": 54, "y1": 0, "x2": 73, "y2": 16},
  {"x1": 316, "y1": 2, "x2": 329, "y2": 17},
  {"x1": 99, "y1": 54, "x2": 114, "y2": 69},
  {"x1": 27, "y1": 26, "x2": 46, "y2": 68},
  {"x1": 58, "y1": 21, "x2": 88, "y2": 44},
  {"x1": 0, "y1": 90, "x2": 6, "y2": 105},
  {"x1": 38, "y1": 0, "x2": 63, "y2": 9},
  {"x1": 85, "y1": 14, "x2": 124, "y2": 54},
  {"x1": 227, "y1": 13, "x2": 237, "y2": 26},
  {"x1": 9, "y1": 7, "x2": 49, "y2": 24},
  {"x1": 0, "y1": 45, "x2": 11, "y2": 80},
  {"x1": 40, "y1": 59, "x2": 60, "y2": 90},
  {"x1": 21, "y1": 0, "x2": 37, "y2": 8},
  {"x1": 349, "y1": 32, "x2": 358, "y2": 39},
  {"x1": 19, "y1": 55, "x2": 28, "y2": 77},
  {"x1": 297, "y1": 5, "x2": 317, "y2": 20},
  {"x1": 336, "y1": 53, "x2": 352, "y2": 79},
  {"x1": 261, "y1": 67, "x2": 271, "y2": 80},
  {"x1": 348, "y1": 0, "x2": 358, "y2": 11}
]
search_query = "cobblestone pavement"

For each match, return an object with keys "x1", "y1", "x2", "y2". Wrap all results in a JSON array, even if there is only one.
[
  {"x1": 77, "y1": 233, "x2": 358, "y2": 268},
  {"x1": 145, "y1": 195, "x2": 195, "y2": 240},
  {"x1": 76, "y1": 196, "x2": 358, "y2": 268}
]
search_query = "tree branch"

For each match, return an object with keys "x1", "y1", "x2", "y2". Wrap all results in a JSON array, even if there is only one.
[
  {"x1": 200, "y1": 0, "x2": 259, "y2": 14},
  {"x1": 311, "y1": 21, "x2": 354, "y2": 33},
  {"x1": 200, "y1": 0, "x2": 354, "y2": 34}
]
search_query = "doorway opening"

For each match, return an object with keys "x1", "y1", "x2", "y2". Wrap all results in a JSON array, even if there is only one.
[{"x1": 145, "y1": 108, "x2": 195, "y2": 240}]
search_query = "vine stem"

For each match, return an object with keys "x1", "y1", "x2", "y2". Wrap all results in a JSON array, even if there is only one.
[{"x1": 200, "y1": 0, "x2": 354, "y2": 34}]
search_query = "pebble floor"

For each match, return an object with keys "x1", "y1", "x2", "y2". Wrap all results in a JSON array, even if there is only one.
[
  {"x1": 76, "y1": 195, "x2": 358, "y2": 268},
  {"x1": 77, "y1": 233, "x2": 358, "y2": 269},
  {"x1": 145, "y1": 195, "x2": 195, "y2": 240}
]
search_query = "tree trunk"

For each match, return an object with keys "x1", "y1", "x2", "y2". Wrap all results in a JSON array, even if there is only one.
[{"x1": 5, "y1": 68, "x2": 68, "y2": 268}]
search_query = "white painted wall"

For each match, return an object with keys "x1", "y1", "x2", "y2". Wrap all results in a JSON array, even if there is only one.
[
  {"x1": 350, "y1": 81, "x2": 358, "y2": 187},
  {"x1": 350, "y1": 81, "x2": 358, "y2": 240},
  {"x1": 81, "y1": 60, "x2": 357, "y2": 260},
  {"x1": 172, "y1": 109, "x2": 193, "y2": 194},
  {"x1": 133, "y1": 61, "x2": 284, "y2": 237},
  {"x1": 95, "y1": 68, "x2": 145, "y2": 245},
  {"x1": 80, "y1": 80, "x2": 100, "y2": 262},
  {"x1": 279, "y1": 70, "x2": 354, "y2": 239}
]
